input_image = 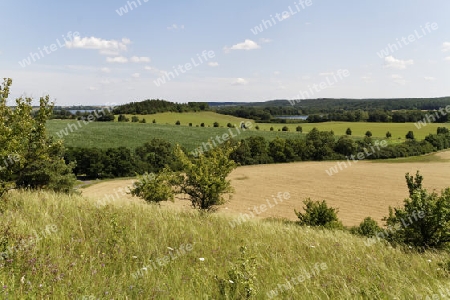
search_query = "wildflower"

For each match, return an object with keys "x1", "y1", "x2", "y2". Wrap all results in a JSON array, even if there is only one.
[
  {"x1": 199, "y1": 258, "x2": 205, "y2": 261},
  {"x1": 20, "y1": 276, "x2": 25, "y2": 284},
  {"x1": 167, "y1": 247, "x2": 174, "y2": 251},
  {"x1": 132, "y1": 256, "x2": 138, "y2": 259},
  {"x1": 142, "y1": 267, "x2": 148, "y2": 271},
  {"x1": 229, "y1": 280, "x2": 234, "y2": 284}
]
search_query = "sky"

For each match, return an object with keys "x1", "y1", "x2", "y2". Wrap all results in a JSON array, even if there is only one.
[{"x1": 1, "y1": 0, "x2": 450, "y2": 106}]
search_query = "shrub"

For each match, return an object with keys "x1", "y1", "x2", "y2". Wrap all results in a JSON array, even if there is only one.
[
  {"x1": 365, "y1": 131, "x2": 372, "y2": 137},
  {"x1": 152, "y1": 119, "x2": 156, "y2": 124},
  {"x1": 175, "y1": 120, "x2": 181, "y2": 125},
  {"x1": 295, "y1": 199, "x2": 342, "y2": 229},
  {"x1": 386, "y1": 131, "x2": 392, "y2": 138},
  {"x1": 227, "y1": 123, "x2": 234, "y2": 128},
  {"x1": 282, "y1": 126, "x2": 289, "y2": 132},
  {"x1": 140, "y1": 118, "x2": 146, "y2": 123},
  {"x1": 350, "y1": 217, "x2": 382, "y2": 237},
  {"x1": 383, "y1": 171, "x2": 450, "y2": 250},
  {"x1": 131, "y1": 116, "x2": 139, "y2": 123},
  {"x1": 296, "y1": 126, "x2": 303, "y2": 132},
  {"x1": 189, "y1": 123, "x2": 192, "y2": 127},
  {"x1": 200, "y1": 123, "x2": 205, "y2": 127},
  {"x1": 118, "y1": 114, "x2": 129, "y2": 122},
  {"x1": 130, "y1": 170, "x2": 175, "y2": 203},
  {"x1": 255, "y1": 125, "x2": 259, "y2": 130},
  {"x1": 270, "y1": 127, "x2": 274, "y2": 131},
  {"x1": 406, "y1": 131, "x2": 415, "y2": 140},
  {"x1": 437, "y1": 127, "x2": 449, "y2": 135},
  {"x1": 213, "y1": 122, "x2": 219, "y2": 127},
  {"x1": 346, "y1": 128, "x2": 352, "y2": 135}
]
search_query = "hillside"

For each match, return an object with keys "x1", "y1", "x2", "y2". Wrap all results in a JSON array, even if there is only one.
[{"x1": 0, "y1": 191, "x2": 449, "y2": 299}]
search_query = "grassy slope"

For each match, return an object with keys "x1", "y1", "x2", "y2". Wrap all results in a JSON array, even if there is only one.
[{"x1": 0, "y1": 191, "x2": 449, "y2": 299}]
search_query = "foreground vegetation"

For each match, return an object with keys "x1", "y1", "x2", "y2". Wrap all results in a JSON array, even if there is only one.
[{"x1": 1, "y1": 190, "x2": 449, "y2": 299}]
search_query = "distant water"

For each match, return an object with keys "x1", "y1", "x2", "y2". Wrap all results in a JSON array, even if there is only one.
[
  {"x1": 67, "y1": 110, "x2": 95, "y2": 114},
  {"x1": 274, "y1": 115, "x2": 308, "y2": 120}
]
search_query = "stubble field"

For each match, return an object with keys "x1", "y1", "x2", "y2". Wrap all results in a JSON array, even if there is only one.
[{"x1": 81, "y1": 150, "x2": 450, "y2": 227}]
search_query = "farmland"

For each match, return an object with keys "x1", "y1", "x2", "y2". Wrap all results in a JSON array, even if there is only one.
[{"x1": 46, "y1": 112, "x2": 449, "y2": 150}]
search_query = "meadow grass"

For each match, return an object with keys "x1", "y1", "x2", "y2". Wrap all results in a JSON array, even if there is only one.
[{"x1": 0, "y1": 191, "x2": 449, "y2": 299}]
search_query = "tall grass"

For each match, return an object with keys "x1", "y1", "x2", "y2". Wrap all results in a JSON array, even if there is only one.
[{"x1": 0, "y1": 191, "x2": 449, "y2": 299}]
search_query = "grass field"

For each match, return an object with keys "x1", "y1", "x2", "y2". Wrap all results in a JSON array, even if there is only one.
[
  {"x1": 1, "y1": 190, "x2": 449, "y2": 299},
  {"x1": 46, "y1": 120, "x2": 300, "y2": 150},
  {"x1": 48, "y1": 112, "x2": 449, "y2": 150}
]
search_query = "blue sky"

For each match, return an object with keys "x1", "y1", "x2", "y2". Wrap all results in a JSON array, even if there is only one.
[{"x1": 1, "y1": 0, "x2": 449, "y2": 106}]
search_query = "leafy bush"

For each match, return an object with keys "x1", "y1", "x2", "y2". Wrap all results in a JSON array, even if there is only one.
[
  {"x1": 365, "y1": 131, "x2": 372, "y2": 137},
  {"x1": 213, "y1": 122, "x2": 219, "y2": 127},
  {"x1": 200, "y1": 123, "x2": 205, "y2": 127},
  {"x1": 295, "y1": 199, "x2": 342, "y2": 229},
  {"x1": 406, "y1": 131, "x2": 415, "y2": 140},
  {"x1": 270, "y1": 127, "x2": 274, "y2": 131},
  {"x1": 386, "y1": 131, "x2": 392, "y2": 138},
  {"x1": 346, "y1": 128, "x2": 352, "y2": 135},
  {"x1": 131, "y1": 116, "x2": 139, "y2": 122},
  {"x1": 383, "y1": 171, "x2": 450, "y2": 250},
  {"x1": 282, "y1": 126, "x2": 289, "y2": 132},
  {"x1": 350, "y1": 217, "x2": 382, "y2": 237},
  {"x1": 118, "y1": 114, "x2": 129, "y2": 122},
  {"x1": 140, "y1": 118, "x2": 146, "y2": 123},
  {"x1": 296, "y1": 126, "x2": 303, "y2": 132},
  {"x1": 175, "y1": 120, "x2": 181, "y2": 125},
  {"x1": 130, "y1": 170, "x2": 175, "y2": 203},
  {"x1": 227, "y1": 123, "x2": 234, "y2": 128}
]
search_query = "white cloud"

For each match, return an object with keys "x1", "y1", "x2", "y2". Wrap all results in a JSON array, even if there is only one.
[
  {"x1": 144, "y1": 66, "x2": 166, "y2": 76},
  {"x1": 130, "y1": 56, "x2": 151, "y2": 63},
  {"x1": 442, "y1": 42, "x2": 450, "y2": 52},
  {"x1": 66, "y1": 37, "x2": 130, "y2": 55},
  {"x1": 100, "y1": 79, "x2": 111, "y2": 85},
  {"x1": 274, "y1": 71, "x2": 281, "y2": 76},
  {"x1": 361, "y1": 75, "x2": 374, "y2": 83},
  {"x1": 131, "y1": 73, "x2": 140, "y2": 78},
  {"x1": 445, "y1": 57, "x2": 450, "y2": 61},
  {"x1": 224, "y1": 39, "x2": 260, "y2": 52},
  {"x1": 384, "y1": 56, "x2": 414, "y2": 69},
  {"x1": 319, "y1": 72, "x2": 334, "y2": 76},
  {"x1": 106, "y1": 56, "x2": 128, "y2": 63},
  {"x1": 231, "y1": 78, "x2": 249, "y2": 85},
  {"x1": 88, "y1": 86, "x2": 98, "y2": 91},
  {"x1": 424, "y1": 76, "x2": 436, "y2": 81},
  {"x1": 301, "y1": 75, "x2": 311, "y2": 80},
  {"x1": 100, "y1": 67, "x2": 111, "y2": 73},
  {"x1": 167, "y1": 24, "x2": 185, "y2": 30},
  {"x1": 208, "y1": 62, "x2": 219, "y2": 67},
  {"x1": 389, "y1": 74, "x2": 407, "y2": 85},
  {"x1": 260, "y1": 38, "x2": 272, "y2": 44}
]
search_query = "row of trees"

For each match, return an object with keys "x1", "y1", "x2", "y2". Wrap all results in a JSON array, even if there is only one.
[
  {"x1": 113, "y1": 99, "x2": 209, "y2": 115},
  {"x1": 62, "y1": 127, "x2": 450, "y2": 180}
]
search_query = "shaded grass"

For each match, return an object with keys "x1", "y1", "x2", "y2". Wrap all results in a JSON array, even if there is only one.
[
  {"x1": 0, "y1": 191, "x2": 449, "y2": 299},
  {"x1": 370, "y1": 150, "x2": 450, "y2": 164}
]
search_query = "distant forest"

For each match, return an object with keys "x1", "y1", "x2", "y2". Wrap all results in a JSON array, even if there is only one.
[{"x1": 112, "y1": 100, "x2": 209, "y2": 114}]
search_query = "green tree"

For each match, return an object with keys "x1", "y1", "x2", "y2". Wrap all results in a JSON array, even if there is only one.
[
  {"x1": 346, "y1": 128, "x2": 352, "y2": 135},
  {"x1": 213, "y1": 122, "x2": 219, "y2": 127},
  {"x1": 174, "y1": 143, "x2": 237, "y2": 211},
  {"x1": 350, "y1": 217, "x2": 381, "y2": 237},
  {"x1": 131, "y1": 116, "x2": 139, "y2": 122},
  {"x1": 405, "y1": 131, "x2": 415, "y2": 140},
  {"x1": 296, "y1": 126, "x2": 303, "y2": 132},
  {"x1": 281, "y1": 126, "x2": 289, "y2": 132},
  {"x1": 130, "y1": 171, "x2": 175, "y2": 203},
  {"x1": 383, "y1": 171, "x2": 450, "y2": 250},
  {"x1": 386, "y1": 131, "x2": 392, "y2": 139},
  {"x1": 0, "y1": 78, "x2": 76, "y2": 196},
  {"x1": 175, "y1": 120, "x2": 181, "y2": 125},
  {"x1": 365, "y1": 131, "x2": 372, "y2": 137},
  {"x1": 118, "y1": 114, "x2": 129, "y2": 122}
]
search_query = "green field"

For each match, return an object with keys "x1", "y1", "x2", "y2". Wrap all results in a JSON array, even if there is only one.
[
  {"x1": 1, "y1": 190, "x2": 449, "y2": 299},
  {"x1": 47, "y1": 112, "x2": 449, "y2": 150},
  {"x1": 47, "y1": 120, "x2": 299, "y2": 150}
]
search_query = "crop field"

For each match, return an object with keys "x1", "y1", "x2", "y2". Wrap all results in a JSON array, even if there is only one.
[
  {"x1": 47, "y1": 113, "x2": 449, "y2": 150},
  {"x1": 81, "y1": 150, "x2": 450, "y2": 227},
  {"x1": 46, "y1": 120, "x2": 300, "y2": 150}
]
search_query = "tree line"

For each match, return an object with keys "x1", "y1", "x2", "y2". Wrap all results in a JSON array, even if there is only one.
[{"x1": 63, "y1": 128, "x2": 450, "y2": 179}]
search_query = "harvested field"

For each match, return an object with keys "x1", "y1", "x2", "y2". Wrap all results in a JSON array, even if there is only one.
[{"x1": 81, "y1": 151, "x2": 450, "y2": 227}]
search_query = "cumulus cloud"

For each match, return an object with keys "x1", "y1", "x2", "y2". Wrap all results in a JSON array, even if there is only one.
[
  {"x1": 384, "y1": 56, "x2": 413, "y2": 69},
  {"x1": 130, "y1": 56, "x2": 151, "y2": 63},
  {"x1": 100, "y1": 67, "x2": 111, "y2": 73},
  {"x1": 144, "y1": 66, "x2": 166, "y2": 76},
  {"x1": 424, "y1": 76, "x2": 436, "y2": 81},
  {"x1": 319, "y1": 72, "x2": 334, "y2": 76},
  {"x1": 260, "y1": 38, "x2": 272, "y2": 44},
  {"x1": 442, "y1": 42, "x2": 450, "y2": 52},
  {"x1": 208, "y1": 62, "x2": 219, "y2": 67},
  {"x1": 106, "y1": 56, "x2": 128, "y2": 63},
  {"x1": 66, "y1": 37, "x2": 130, "y2": 55},
  {"x1": 231, "y1": 78, "x2": 249, "y2": 85},
  {"x1": 224, "y1": 39, "x2": 260, "y2": 53},
  {"x1": 131, "y1": 73, "x2": 140, "y2": 78}
]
